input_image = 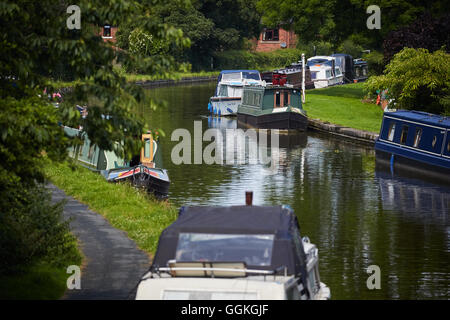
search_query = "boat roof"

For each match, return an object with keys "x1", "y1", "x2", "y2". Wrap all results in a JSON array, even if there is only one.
[
  {"x1": 219, "y1": 70, "x2": 260, "y2": 74},
  {"x1": 307, "y1": 56, "x2": 335, "y2": 61},
  {"x1": 385, "y1": 110, "x2": 450, "y2": 128},
  {"x1": 151, "y1": 205, "x2": 308, "y2": 276}
]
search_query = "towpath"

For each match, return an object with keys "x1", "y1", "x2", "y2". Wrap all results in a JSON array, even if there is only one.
[{"x1": 49, "y1": 184, "x2": 150, "y2": 300}]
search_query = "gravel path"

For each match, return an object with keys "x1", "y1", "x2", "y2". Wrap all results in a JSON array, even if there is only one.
[{"x1": 49, "y1": 184, "x2": 150, "y2": 300}]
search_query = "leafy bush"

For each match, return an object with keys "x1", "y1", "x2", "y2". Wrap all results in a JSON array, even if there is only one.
[
  {"x1": 337, "y1": 39, "x2": 363, "y2": 59},
  {"x1": 364, "y1": 48, "x2": 450, "y2": 115},
  {"x1": 213, "y1": 49, "x2": 304, "y2": 71},
  {"x1": 297, "y1": 41, "x2": 334, "y2": 57},
  {"x1": 362, "y1": 50, "x2": 385, "y2": 76},
  {"x1": 0, "y1": 179, "x2": 81, "y2": 275}
]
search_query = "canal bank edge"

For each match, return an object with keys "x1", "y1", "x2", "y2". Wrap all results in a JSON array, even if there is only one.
[{"x1": 307, "y1": 118, "x2": 379, "y2": 145}]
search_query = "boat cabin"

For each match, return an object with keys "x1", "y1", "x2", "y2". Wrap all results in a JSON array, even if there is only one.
[
  {"x1": 136, "y1": 204, "x2": 330, "y2": 300},
  {"x1": 64, "y1": 126, "x2": 158, "y2": 171},
  {"x1": 375, "y1": 110, "x2": 450, "y2": 177},
  {"x1": 331, "y1": 53, "x2": 354, "y2": 83},
  {"x1": 241, "y1": 85, "x2": 303, "y2": 111},
  {"x1": 353, "y1": 58, "x2": 368, "y2": 82},
  {"x1": 306, "y1": 56, "x2": 343, "y2": 88}
]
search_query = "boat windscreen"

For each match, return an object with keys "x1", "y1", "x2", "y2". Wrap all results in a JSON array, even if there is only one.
[
  {"x1": 242, "y1": 71, "x2": 261, "y2": 81},
  {"x1": 222, "y1": 72, "x2": 241, "y2": 81},
  {"x1": 307, "y1": 59, "x2": 333, "y2": 67},
  {"x1": 175, "y1": 233, "x2": 275, "y2": 266}
]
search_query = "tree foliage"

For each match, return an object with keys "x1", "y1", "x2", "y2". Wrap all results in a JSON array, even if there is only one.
[
  {"x1": 364, "y1": 48, "x2": 450, "y2": 115},
  {"x1": 257, "y1": 0, "x2": 449, "y2": 51},
  {"x1": 0, "y1": 0, "x2": 188, "y2": 276},
  {"x1": 383, "y1": 13, "x2": 450, "y2": 62}
]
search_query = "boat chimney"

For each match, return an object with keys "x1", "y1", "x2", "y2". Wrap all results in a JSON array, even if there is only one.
[{"x1": 245, "y1": 191, "x2": 253, "y2": 206}]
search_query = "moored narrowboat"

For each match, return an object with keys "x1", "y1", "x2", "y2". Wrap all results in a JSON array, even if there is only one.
[
  {"x1": 237, "y1": 85, "x2": 308, "y2": 130},
  {"x1": 64, "y1": 127, "x2": 170, "y2": 198},
  {"x1": 374, "y1": 110, "x2": 450, "y2": 181}
]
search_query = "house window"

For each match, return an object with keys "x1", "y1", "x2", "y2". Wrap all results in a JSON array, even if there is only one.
[
  {"x1": 263, "y1": 28, "x2": 279, "y2": 41},
  {"x1": 413, "y1": 128, "x2": 422, "y2": 147},
  {"x1": 103, "y1": 25, "x2": 111, "y2": 38},
  {"x1": 400, "y1": 125, "x2": 408, "y2": 145},
  {"x1": 387, "y1": 122, "x2": 396, "y2": 141}
]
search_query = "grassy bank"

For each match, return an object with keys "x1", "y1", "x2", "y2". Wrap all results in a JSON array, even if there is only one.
[
  {"x1": 303, "y1": 83, "x2": 383, "y2": 133},
  {"x1": 44, "y1": 161, "x2": 178, "y2": 256},
  {"x1": 123, "y1": 70, "x2": 220, "y2": 83},
  {"x1": 0, "y1": 262, "x2": 80, "y2": 300}
]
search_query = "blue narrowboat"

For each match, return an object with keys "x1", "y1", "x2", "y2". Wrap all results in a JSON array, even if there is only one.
[{"x1": 375, "y1": 110, "x2": 450, "y2": 181}]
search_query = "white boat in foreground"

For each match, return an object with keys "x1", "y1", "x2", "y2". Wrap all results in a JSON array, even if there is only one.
[
  {"x1": 208, "y1": 70, "x2": 264, "y2": 116},
  {"x1": 307, "y1": 56, "x2": 344, "y2": 88},
  {"x1": 135, "y1": 194, "x2": 330, "y2": 300}
]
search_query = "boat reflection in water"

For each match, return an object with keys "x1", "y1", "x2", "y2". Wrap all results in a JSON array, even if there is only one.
[{"x1": 375, "y1": 163, "x2": 449, "y2": 223}]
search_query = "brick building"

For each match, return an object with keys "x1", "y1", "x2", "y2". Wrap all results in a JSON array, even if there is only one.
[{"x1": 253, "y1": 28, "x2": 297, "y2": 52}]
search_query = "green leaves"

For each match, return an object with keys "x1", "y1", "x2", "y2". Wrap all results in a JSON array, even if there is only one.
[{"x1": 364, "y1": 48, "x2": 450, "y2": 115}]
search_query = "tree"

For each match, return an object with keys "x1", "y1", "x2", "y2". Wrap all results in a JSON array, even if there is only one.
[
  {"x1": 383, "y1": 13, "x2": 450, "y2": 62},
  {"x1": 0, "y1": 0, "x2": 188, "y2": 275},
  {"x1": 364, "y1": 48, "x2": 450, "y2": 115},
  {"x1": 256, "y1": 0, "x2": 449, "y2": 50}
]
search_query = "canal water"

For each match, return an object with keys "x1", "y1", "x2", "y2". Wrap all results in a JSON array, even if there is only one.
[{"x1": 137, "y1": 82, "x2": 449, "y2": 300}]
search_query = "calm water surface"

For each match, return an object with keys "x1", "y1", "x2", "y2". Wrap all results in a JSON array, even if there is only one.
[{"x1": 136, "y1": 82, "x2": 449, "y2": 300}]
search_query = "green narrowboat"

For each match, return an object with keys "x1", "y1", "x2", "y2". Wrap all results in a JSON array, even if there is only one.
[{"x1": 237, "y1": 85, "x2": 308, "y2": 130}]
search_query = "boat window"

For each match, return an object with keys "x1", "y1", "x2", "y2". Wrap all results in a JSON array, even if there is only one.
[
  {"x1": 400, "y1": 125, "x2": 408, "y2": 145},
  {"x1": 413, "y1": 128, "x2": 422, "y2": 147},
  {"x1": 275, "y1": 92, "x2": 281, "y2": 107},
  {"x1": 447, "y1": 141, "x2": 450, "y2": 153},
  {"x1": 432, "y1": 135, "x2": 437, "y2": 148},
  {"x1": 175, "y1": 233, "x2": 275, "y2": 266},
  {"x1": 255, "y1": 93, "x2": 260, "y2": 106},
  {"x1": 219, "y1": 85, "x2": 228, "y2": 96},
  {"x1": 221, "y1": 73, "x2": 241, "y2": 81},
  {"x1": 308, "y1": 269, "x2": 318, "y2": 295},
  {"x1": 242, "y1": 72, "x2": 261, "y2": 81},
  {"x1": 387, "y1": 122, "x2": 396, "y2": 141},
  {"x1": 335, "y1": 68, "x2": 342, "y2": 76},
  {"x1": 144, "y1": 139, "x2": 151, "y2": 158},
  {"x1": 310, "y1": 71, "x2": 317, "y2": 80},
  {"x1": 284, "y1": 92, "x2": 289, "y2": 106},
  {"x1": 325, "y1": 70, "x2": 331, "y2": 78},
  {"x1": 87, "y1": 144, "x2": 95, "y2": 160}
]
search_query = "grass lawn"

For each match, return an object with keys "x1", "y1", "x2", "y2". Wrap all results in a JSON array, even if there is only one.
[
  {"x1": 44, "y1": 161, "x2": 178, "y2": 256},
  {"x1": 303, "y1": 83, "x2": 384, "y2": 133}
]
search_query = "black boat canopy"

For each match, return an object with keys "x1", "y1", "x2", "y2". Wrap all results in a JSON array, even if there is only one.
[{"x1": 151, "y1": 205, "x2": 309, "y2": 277}]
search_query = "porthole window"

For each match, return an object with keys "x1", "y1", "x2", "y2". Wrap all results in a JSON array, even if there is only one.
[
  {"x1": 447, "y1": 141, "x2": 450, "y2": 153},
  {"x1": 432, "y1": 135, "x2": 437, "y2": 148}
]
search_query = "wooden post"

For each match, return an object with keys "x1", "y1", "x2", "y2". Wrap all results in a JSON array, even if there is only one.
[{"x1": 302, "y1": 53, "x2": 306, "y2": 104}]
